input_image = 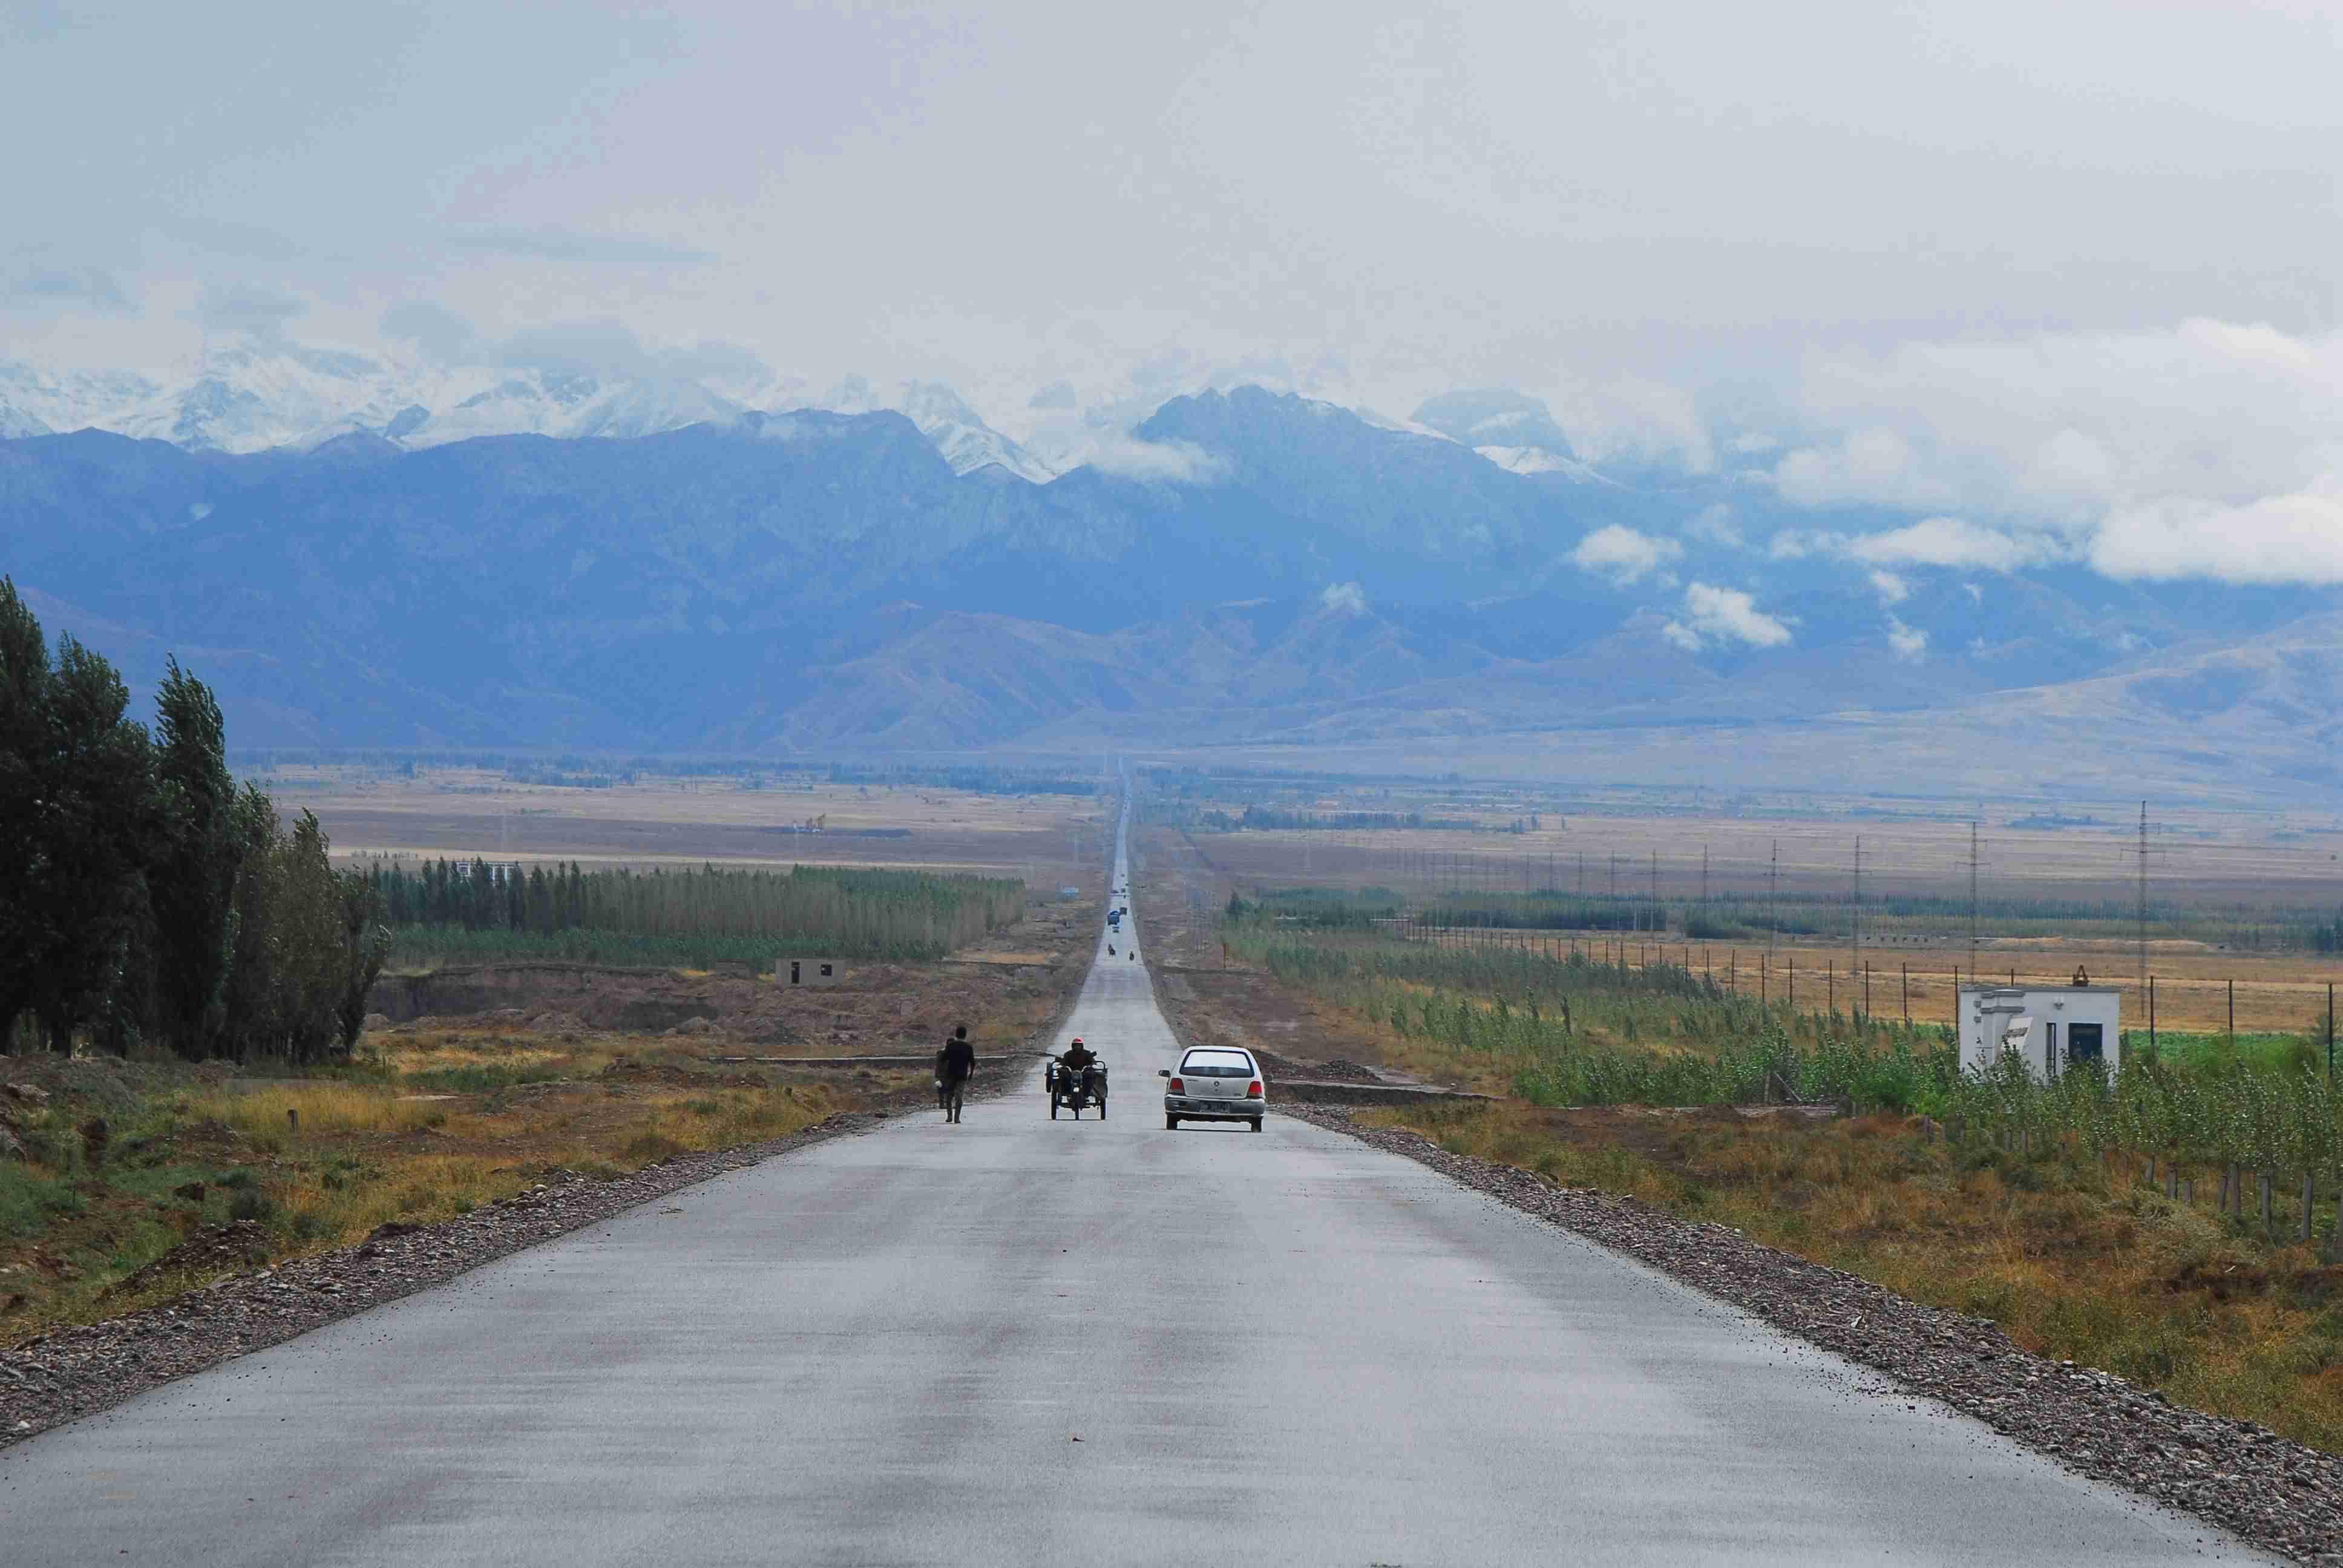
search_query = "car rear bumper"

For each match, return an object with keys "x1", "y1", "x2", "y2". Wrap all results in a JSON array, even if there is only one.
[{"x1": 1164, "y1": 1097, "x2": 1265, "y2": 1120}]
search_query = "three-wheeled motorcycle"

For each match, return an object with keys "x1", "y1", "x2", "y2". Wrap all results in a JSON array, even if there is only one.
[{"x1": 1046, "y1": 1053, "x2": 1108, "y2": 1119}]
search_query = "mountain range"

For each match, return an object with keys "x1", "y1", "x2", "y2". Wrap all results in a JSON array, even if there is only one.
[
  {"x1": 0, "y1": 344, "x2": 1057, "y2": 483},
  {"x1": 4, "y1": 353, "x2": 2336, "y2": 805}
]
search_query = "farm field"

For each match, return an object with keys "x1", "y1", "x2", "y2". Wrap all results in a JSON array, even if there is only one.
[
  {"x1": 258, "y1": 762, "x2": 1114, "y2": 891},
  {"x1": 1155, "y1": 778, "x2": 2343, "y2": 1037}
]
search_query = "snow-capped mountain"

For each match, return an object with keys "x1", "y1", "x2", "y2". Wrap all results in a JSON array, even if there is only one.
[
  {"x1": 1409, "y1": 389, "x2": 1602, "y2": 482},
  {"x1": 1, "y1": 341, "x2": 1605, "y2": 494},
  {"x1": 0, "y1": 361, "x2": 159, "y2": 440},
  {"x1": 105, "y1": 341, "x2": 432, "y2": 452},
  {"x1": 790, "y1": 375, "x2": 1056, "y2": 482},
  {"x1": 0, "y1": 341, "x2": 1056, "y2": 481}
]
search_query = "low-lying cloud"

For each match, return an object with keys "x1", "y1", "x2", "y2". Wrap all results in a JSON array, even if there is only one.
[
  {"x1": 1084, "y1": 434, "x2": 1228, "y2": 485},
  {"x1": 1662, "y1": 583, "x2": 1795, "y2": 652},
  {"x1": 1771, "y1": 518, "x2": 2056, "y2": 573},
  {"x1": 1772, "y1": 319, "x2": 2343, "y2": 587},
  {"x1": 194, "y1": 281, "x2": 305, "y2": 338},
  {"x1": 2091, "y1": 483, "x2": 2343, "y2": 584},
  {"x1": 1570, "y1": 524, "x2": 1682, "y2": 586}
]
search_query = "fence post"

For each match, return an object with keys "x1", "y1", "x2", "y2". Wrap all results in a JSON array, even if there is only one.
[
  {"x1": 2260, "y1": 1171, "x2": 2273, "y2": 1236},
  {"x1": 2303, "y1": 1172, "x2": 2315, "y2": 1244},
  {"x1": 2149, "y1": 975, "x2": 2157, "y2": 1056}
]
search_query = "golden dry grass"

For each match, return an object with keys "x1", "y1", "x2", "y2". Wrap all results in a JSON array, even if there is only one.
[
  {"x1": 1367, "y1": 1099, "x2": 2343, "y2": 1454},
  {"x1": 0, "y1": 1028, "x2": 886, "y2": 1344}
]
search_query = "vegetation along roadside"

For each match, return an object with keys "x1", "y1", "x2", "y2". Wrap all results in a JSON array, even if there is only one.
[{"x1": 1219, "y1": 903, "x2": 2343, "y2": 1455}]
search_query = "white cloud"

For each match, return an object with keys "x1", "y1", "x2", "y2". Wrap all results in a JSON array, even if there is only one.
[
  {"x1": 1687, "y1": 503, "x2": 1744, "y2": 550},
  {"x1": 1768, "y1": 518, "x2": 2054, "y2": 573},
  {"x1": 1661, "y1": 583, "x2": 1795, "y2": 652},
  {"x1": 1774, "y1": 320, "x2": 2343, "y2": 584},
  {"x1": 1547, "y1": 375, "x2": 1715, "y2": 474},
  {"x1": 1570, "y1": 524, "x2": 1683, "y2": 586},
  {"x1": 1845, "y1": 517, "x2": 2054, "y2": 571},
  {"x1": 2091, "y1": 482, "x2": 2343, "y2": 583},
  {"x1": 1885, "y1": 615, "x2": 1927, "y2": 661},
  {"x1": 1773, "y1": 426, "x2": 1956, "y2": 510},
  {"x1": 1320, "y1": 580, "x2": 1368, "y2": 616},
  {"x1": 1083, "y1": 434, "x2": 1228, "y2": 484},
  {"x1": 1868, "y1": 570, "x2": 1910, "y2": 604}
]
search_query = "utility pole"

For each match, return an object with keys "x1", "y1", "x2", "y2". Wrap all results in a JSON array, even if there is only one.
[
  {"x1": 2137, "y1": 800, "x2": 2149, "y2": 1001},
  {"x1": 1700, "y1": 844, "x2": 1709, "y2": 907},
  {"x1": 1968, "y1": 819, "x2": 1980, "y2": 984},
  {"x1": 1768, "y1": 839, "x2": 1779, "y2": 967},
  {"x1": 1650, "y1": 850, "x2": 1659, "y2": 934},
  {"x1": 1851, "y1": 834, "x2": 1862, "y2": 975},
  {"x1": 1609, "y1": 854, "x2": 1618, "y2": 901}
]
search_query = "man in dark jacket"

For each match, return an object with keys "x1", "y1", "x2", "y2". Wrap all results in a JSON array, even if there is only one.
[{"x1": 939, "y1": 1023, "x2": 975, "y2": 1123}]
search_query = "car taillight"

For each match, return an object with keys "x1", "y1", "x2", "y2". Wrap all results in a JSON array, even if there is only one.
[
  {"x1": 1246, "y1": 1080, "x2": 1262, "y2": 1097},
  {"x1": 1168, "y1": 1077, "x2": 1184, "y2": 1094}
]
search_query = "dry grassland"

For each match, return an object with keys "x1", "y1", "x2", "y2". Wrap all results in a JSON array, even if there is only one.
[
  {"x1": 1365, "y1": 1098, "x2": 2343, "y2": 1455},
  {"x1": 1, "y1": 1023, "x2": 904, "y2": 1343}
]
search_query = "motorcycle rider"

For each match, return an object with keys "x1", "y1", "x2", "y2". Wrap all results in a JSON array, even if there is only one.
[
  {"x1": 1057, "y1": 1035, "x2": 1102, "y2": 1109},
  {"x1": 938, "y1": 1023, "x2": 975, "y2": 1123}
]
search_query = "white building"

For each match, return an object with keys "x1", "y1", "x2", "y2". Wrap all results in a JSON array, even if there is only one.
[
  {"x1": 777, "y1": 958, "x2": 844, "y2": 988},
  {"x1": 1957, "y1": 980, "x2": 2122, "y2": 1080}
]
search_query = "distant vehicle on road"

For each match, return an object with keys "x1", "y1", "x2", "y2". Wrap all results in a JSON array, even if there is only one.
[{"x1": 1161, "y1": 1047, "x2": 1265, "y2": 1132}]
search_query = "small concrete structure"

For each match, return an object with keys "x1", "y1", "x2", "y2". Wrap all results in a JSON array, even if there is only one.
[
  {"x1": 1958, "y1": 977, "x2": 2122, "y2": 1080},
  {"x1": 776, "y1": 958, "x2": 844, "y2": 988}
]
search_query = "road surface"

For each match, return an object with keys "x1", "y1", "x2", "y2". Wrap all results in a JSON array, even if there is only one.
[{"x1": 0, "y1": 807, "x2": 2269, "y2": 1564}]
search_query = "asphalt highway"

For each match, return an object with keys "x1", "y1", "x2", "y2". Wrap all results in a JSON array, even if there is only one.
[{"x1": 0, "y1": 808, "x2": 2273, "y2": 1565}]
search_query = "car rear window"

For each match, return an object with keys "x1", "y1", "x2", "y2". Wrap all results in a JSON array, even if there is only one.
[{"x1": 1181, "y1": 1051, "x2": 1254, "y2": 1077}]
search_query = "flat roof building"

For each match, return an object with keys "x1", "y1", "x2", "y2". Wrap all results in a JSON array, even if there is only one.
[{"x1": 1957, "y1": 978, "x2": 2122, "y2": 1080}]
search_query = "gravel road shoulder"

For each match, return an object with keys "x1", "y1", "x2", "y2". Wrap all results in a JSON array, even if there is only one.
[{"x1": 1280, "y1": 1100, "x2": 2343, "y2": 1567}]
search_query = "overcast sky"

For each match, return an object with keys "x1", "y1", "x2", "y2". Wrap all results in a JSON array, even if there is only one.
[{"x1": 2, "y1": 0, "x2": 2338, "y2": 578}]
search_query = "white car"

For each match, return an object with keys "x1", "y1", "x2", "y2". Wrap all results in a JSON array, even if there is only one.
[{"x1": 1161, "y1": 1046, "x2": 1266, "y2": 1132}]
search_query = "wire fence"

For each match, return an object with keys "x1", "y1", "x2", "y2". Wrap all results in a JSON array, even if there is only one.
[{"x1": 1402, "y1": 921, "x2": 2343, "y2": 1073}]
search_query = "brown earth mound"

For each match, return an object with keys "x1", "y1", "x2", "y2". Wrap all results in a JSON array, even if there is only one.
[{"x1": 103, "y1": 1221, "x2": 275, "y2": 1298}]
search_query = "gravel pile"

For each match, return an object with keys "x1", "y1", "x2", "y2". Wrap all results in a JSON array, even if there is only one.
[
  {"x1": 0, "y1": 1086, "x2": 985, "y2": 1451},
  {"x1": 1283, "y1": 1103, "x2": 2342, "y2": 1566}
]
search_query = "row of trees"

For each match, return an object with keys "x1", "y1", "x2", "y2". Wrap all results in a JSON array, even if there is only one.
[
  {"x1": 363, "y1": 857, "x2": 1027, "y2": 962},
  {"x1": 1, "y1": 580, "x2": 384, "y2": 1061}
]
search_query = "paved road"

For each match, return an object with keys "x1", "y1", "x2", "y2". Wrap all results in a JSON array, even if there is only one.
[{"x1": 1, "y1": 808, "x2": 2270, "y2": 1565}]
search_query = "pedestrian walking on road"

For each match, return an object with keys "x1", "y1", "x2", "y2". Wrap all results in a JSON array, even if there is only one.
[{"x1": 939, "y1": 1023, "x2": 975, "y2": 1123}]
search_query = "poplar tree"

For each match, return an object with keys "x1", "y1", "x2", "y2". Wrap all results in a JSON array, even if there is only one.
[{"x1": 149, "y1": 658, "x2": 241, "y2": 1056}]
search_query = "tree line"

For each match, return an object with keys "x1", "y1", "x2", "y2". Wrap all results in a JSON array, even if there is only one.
[
  {"x1": 364, "y1": 857, "x2": 1027, "y2": 964},
  {"x1": 1, "y1": 580, "x2": 385, "y2": 1062}
]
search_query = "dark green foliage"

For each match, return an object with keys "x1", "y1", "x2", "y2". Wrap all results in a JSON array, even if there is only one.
[
  {"x1": 365, "y1": 858, "x2": 1021, "y2": 964},
  {"x1": 147, "y1": 658, "x2": 243, "y2": 1055},
  {"x1": 220, "y1": 808, "x2": 387, "y2": 1064},
  {"x1": 0, "y1": 583, "x2": 384, "y2": 1062},
  {"x1": 0, "y1": 580, "x2": 157, "y2": 1050}
]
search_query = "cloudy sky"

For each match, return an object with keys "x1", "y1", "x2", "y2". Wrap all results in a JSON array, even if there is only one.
[{"x1": 2, "y1": 0, "x2": 2338, "y2": 577}]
